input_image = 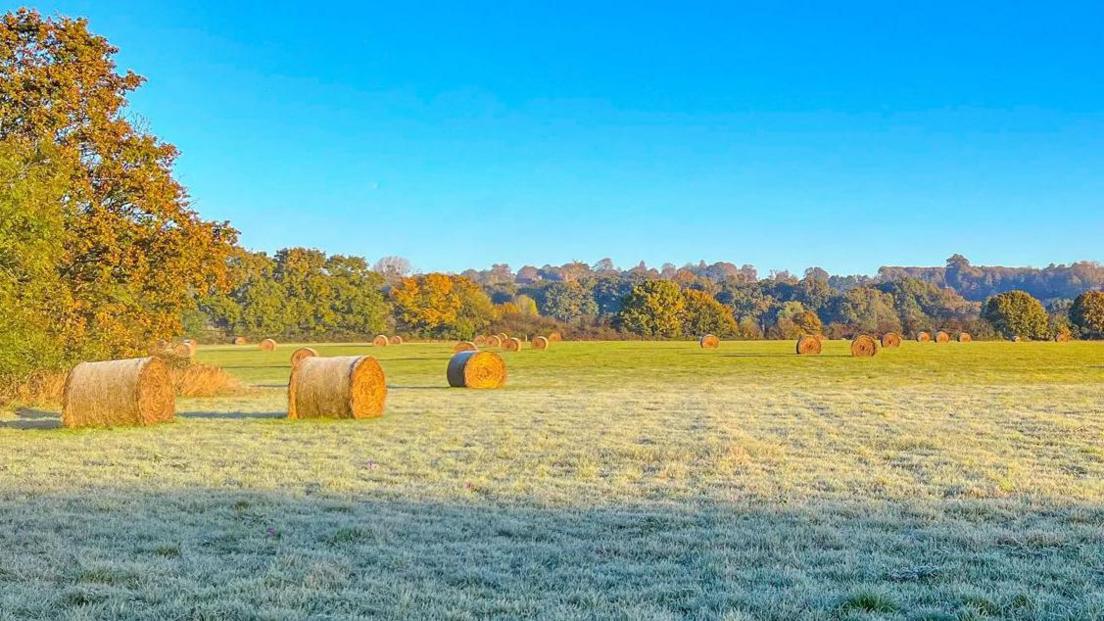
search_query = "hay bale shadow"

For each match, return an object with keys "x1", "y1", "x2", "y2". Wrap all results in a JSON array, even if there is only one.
[
  {"x1": 0, "y1": 408, "x2": 62, "y2": 429},
  {"x1": 177, "y1": 410, "x2": 286, "y2": 420}
]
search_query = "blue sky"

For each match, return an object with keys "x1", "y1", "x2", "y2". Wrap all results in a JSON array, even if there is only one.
[{"x1": 29, "y1": 1, "x2": 1104, "y2": 274}]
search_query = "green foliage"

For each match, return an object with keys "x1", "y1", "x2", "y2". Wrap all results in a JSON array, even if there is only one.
[
  {"x1": 539, "y1": 281, "x2": 597, "y2": 322},
  {"x1": 1070, "y1": 291, "x2": 1104, "y2": 339},
  {"x1": 982, "y1": 290, "x2": 1050, "y2": 340},
  {"x1": 617, "y1": 280, "x2": 686, "y2": 337},
  {"x1": 682, "y1": 289, "x2": 738, "y2": 337},
  {"x1": 826, "y1": 287, "x2": 901, "y2": 335}
]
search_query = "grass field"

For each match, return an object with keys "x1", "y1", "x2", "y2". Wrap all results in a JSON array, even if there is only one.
[{"x1": 1, "y1": 340, "x2": 1103, "y2": 620}]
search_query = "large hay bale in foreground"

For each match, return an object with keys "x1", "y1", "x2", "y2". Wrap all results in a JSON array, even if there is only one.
[
  {"x1": 372, "y1": 335, "x2": 389, "y2": 347},
  {"x1": 453, "y1": 341, "x2": 478, "y2": 353},
  {"x1": 699, "y1": 334, "x2": 720, "y2": 349},
  {"x1": 288, "y1": 355, "x2": 387, "y2": 419},
  {"x1": 389, "y1": 335, "x2": 403, "y2": 345},
  {"x1": 934, "y1": 331, "x2": 950, "y2": 343},
  {"x1": 796, "y1": 335, "x2": 822, "y2": 355},
  {"x1": 259, "y1": 338, "x2": 277, "y2": 351},
  {"x1": 485, "y1": 335, "x2": 502, "y2": 348},
  {"x1": 549, "y1": 331, "x2": 563, "y2": 342},
  {"x1": 290, "y1": 347, "x2": 318, "y2": 367},
  {"x1": 880, "y1": 332, "x2": 902, "y2": 348},
  {"x1": 447, "y1": 351, "x2": 506, "y2": 389},
  {"x1": 233, "y1": 336, "x2": 248, "y2": 345},
  {"x1": 63, "y1": 357, "x2": 175, "y2": 428},
  {"x1": 916, "y1": 331, "x2": 931, "y2": 343},
  {"x1": 850, "y1": 334, "x2": 878, "y2": 357},
  {"x1": 532, "y1": 336, "x2": 550, "y2": 350},
  {"x1": 503, "y1": 337, "x2": 522, "y2": 352},
  {"x1": 957, "y1": 332, "x2": 972, "y2": 343}
]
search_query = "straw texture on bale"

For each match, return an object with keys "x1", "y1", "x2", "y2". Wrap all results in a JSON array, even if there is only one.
[
  {"x1": 916, "y1": 331, "x2": 931, "y2": 343},
  {"x1": 233, "y1": 336, "x2": 248, "y2": 345},
  {"x1": 290, "y1": 347, "x2": 318, "y2": 367},
  {"x1": 389, "y1": 335, "x2": 403, "y2": 345},
  {"x1": 880, "y1": 332, "x2": 902, "y2": 348},
  {"x1": 957, "y1": 332, "x2": 972, "y2": 343},
  {"x1": 473, "y1": 335, "x2": 487, "y2": 346},
  {"x1": 372, "y1": 335, "x2": 389, "y2": 347},
  {"x1": 699, "y1": 334, "x2": 720, "y2": 349},
  {"x1": 447, "y1": 351, "x2": 507, "y2": 389},
  {"x1": 796, "y1": 335, "x2": 822, "y2": 355},
  {"x1": 453, "y1": 341, "x2": 478, "y2": 353},
  {"x1": 485, "y1": 335, "x2": 502, "y2": 348},
  {"x1": 288, "y1": 355, "x2": 387, "y2": 420},
  {"x1": 548, "y1": 332, "x2": 563, "y2": 342},
  {"x1": 851, "y1": 334, "x2": 878, "y2": 357},
  {"x1": 62, "y1": 357, "x2": 175, "y2": 429},
  {"x1": 934, "y1": 331, "x2": 950, "y2": 343},
  {"x1": 532, "y1": 336, "x2": 549, "y2": 350},
  {"x1": 503, "y1": 337, "x2": 522, "y2": 352},
  {"x1": 171, "y1": 342, "x2": 193, "y2": 358},
  {"x1": 259, "y1": 338, "x2": 277, "y2": 351}
]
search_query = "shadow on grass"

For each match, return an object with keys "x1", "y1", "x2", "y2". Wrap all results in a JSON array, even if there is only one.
[
  {"x1": 177, "y1": 410, "x2": 285, "y2": 420},
  {"x1": 0, "y1": 408, "x2": 61, "y2": 430}
]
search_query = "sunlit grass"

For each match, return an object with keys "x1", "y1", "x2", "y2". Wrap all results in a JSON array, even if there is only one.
[{"x1": 1, "y1": 340, "x2": 1102, "y2": 619}]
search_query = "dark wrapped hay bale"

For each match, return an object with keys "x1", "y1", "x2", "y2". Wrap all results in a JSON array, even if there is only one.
[
  {"x1": 796, "y1": 335, "x2": 822, "y2": 355},
  {"x1": 880, "y1": 332, "x2": 902, "y2": 348},
  {"x1": 699, "y1": 334, "x2": 720, "y2": 349},
  {"x1": 851, "y1": 334, "x2": 878, "y2": 357},
  {"x1": 63, "y1": 357, "x2": 175, "y2": 428},
  {"x1": 288, "y1": 355, "x2": 387, "y2": 419},
  {"x1": 447, "y1": 351, "x2": 507, "y2": 389}
]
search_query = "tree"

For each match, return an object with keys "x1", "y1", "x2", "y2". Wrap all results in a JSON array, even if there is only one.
[
  {"x1": 325, "y1": 255, "x2": 390, "y2": 336},
  {"x1": 1070, "y1": 291, "x2": 1104, "y2": 339},
  {"x1": 683, "y1": 289, "x2": 737, "y2": 337},
  {"x1": 539, "y1": 281, "x2": 597, "y2": 322},
  {"x1": 391, "y1": 274, "x2": 492, "y2": 338},
  {"x1": 372, "y1": 256, "x2": 412, "y2": 283},
  {"x1": 826, "y1": 287, "x2": 901, "y2": 335},
  {"x1": 982, "y1": 290, "x2": 1049, "y2": 340},
  {"x1": 1, "y1": 10, "x2": 237, "y2": 357},
  {"x1": 617, "y1": 281, "x2": 686, "y2": 337}
]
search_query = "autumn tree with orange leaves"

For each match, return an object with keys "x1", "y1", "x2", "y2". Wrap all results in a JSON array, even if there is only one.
[{"x1": 390, "y1": 274, "x2": 494, "y2": 338}]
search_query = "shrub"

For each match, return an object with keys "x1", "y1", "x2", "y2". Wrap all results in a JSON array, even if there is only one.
[
  {"x1": 982, "y1": 290, "x2": 1049, "y2": 340},
  {"x1": 1070, "y1": 291, "x2": 1104, "y2": 339}
]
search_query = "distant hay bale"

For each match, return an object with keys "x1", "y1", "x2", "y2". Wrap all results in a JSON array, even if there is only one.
[
  {"x1": 288, "y1": 355, "x2": 387, "y2": 420},
  {"x1": 290, "y1": 347, "x2": 318, "y2": 367},
  {"x1": 453, "y1": 341, "x2": 478, "y2": 353},
  {"x1": 796, "y1": 335, "x2": 822, "y2": 355},
  {"x1": 916, "y1": 331, "x2": 931, "y2": 343},
  {"x1": 699, "y1": 334, "x2": 720, "y2": 349},
  {"x1": 259, "y1": 338, "x2": 277, "y2": 351},
  {"x1": 485, "y1": 335, "x2": 502, "y2": 348},
  {"x1": 447, "y1": 351, "x2": 507, "y2": 389},
  {"x1": 62, "y1": 357, "x2": 175, "y2": 428},
  {"x1": 532, "y1": 336, "x2": 550, "y2": 350},
  {"x1": 880, "y1": 332, "x2": 902, "y2": 348},
  {"x1": 233, "y1": 336, "x2": 248, "y2": 346},
  {"x1": 172, "y1": 342, "x2": 193, "y2": 358},
  {"x1": 934, "y1": 331, "x2": 950, "y2": 343},
  {"x1": 389, "y1": 335, "x2": 403, "y2": 345},
  {"x1": 182, "y1": 339, "x2": 198, "y2": 357},
  {"x1": 850, "y1": 334, "x2": 878, "y2": 357},
  {"x1": 1055, "y1": 332, "x2": 1071, "y2": 342},
  {"x1": 497, "y1": 333, "x2": 510, "y2": 343},
  {"x1": 957, "y1": 332, "x2": 972, "y2": 343},
  {"x1": 549, "y1": 331, "x2": 563, "y2": 342},
  {"x1": 372, "y1": 335, "x2": 389, "y2": 347},
  {"x1": 1012, "y1": 335, "x2": 1023, "y2": 342},
  {"x1": 503, "y1": 337, "x2": 522, "y2": 352},
  {"x1": 473, "y1": 335, "x2": 488, "y2": 346}
]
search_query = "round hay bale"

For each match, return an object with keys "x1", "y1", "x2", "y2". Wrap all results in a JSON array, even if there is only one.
[
  {"x1": 796, "y1": 335, "x2": 822, "y2": 355},
  {"x1": 934, "y1": 331, "x2": 950, "y2": 343},
  {"x1": 532, "y1": 336, "x2": 550, "y2": 350},
  {"x1": 182, "y1": 339, "x2": 198, "y2": 357},
  {"x1": 549, "y1": 331, "x2": 563, "y2": 342},
  {"x1": 814, "y1": 334, "x2": 828, "y2": 343},
  {"x1": 699, "y1": 334, "x2": 720, "y2": 349},
  {"x1": 447, "y1": 351, "x2": 507, "y2": 389},
  {"x1": 259, "y1": 338, "x2": 277, "y2": 351},
  {"x1": 290, "y1": 347, "x2": 318, "y2": 367},
  {"x1": 172, "y1": 342, "x2": 193, "y2": 358},
  {"x1": 497, "y1": 333, "x2": 510, "y2": 343},
  {"x1": 62, "y1": 357, "x2": 175, "y2": 428},
  {"x1": 503, "y1": 337, "x2": 522, "y2": 352},
  {"x1": 473, "y1": 335, "x2": 488, "y2": 346},
  {"x1": 880, "y1": 332, "x2": 902, "y2": 348},
  {"x1": 915, "y1": 331, "x2": 931, "y2": 343},
  {"x1": 389, "y1": 335, "x2": 403, "y2": 345},
  {"x1": 453, "y1": 341, "x2": 478, "y2": 353},
  {"x1": 485, "y1": 335, "x2": 502, "y2": 348},
  {"x1": 1055, "y1": 332, "x2": 1071, "y2": 342},
  {"x1": 288, "y1": 355, "x2": 387, "y2": 419},
  {"x1": 1012, "y1": 335, "x2": 1023, "y2": 342},
  {"x1": 232, "y1": 336, "x2": 248, "y2": 346},
  {"x1": 957, "y1": 332, "x2": 972, "y2": 343},
  {"x1": 372, "y1": 335, "x2": 389, "y2": 347},
  {"x1": 850, "y1": 334, "x2": 878, "y2": 357}
]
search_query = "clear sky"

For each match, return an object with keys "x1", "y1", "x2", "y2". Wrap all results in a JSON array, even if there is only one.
[{"x1": 28, "y1": 1, "x2": 1104, "y2": 275}]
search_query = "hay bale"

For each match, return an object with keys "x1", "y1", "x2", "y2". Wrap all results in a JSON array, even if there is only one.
[
  {"x1": 699, "y1": 334, "x2": 720, "y2": 349},
  {"x1": 372, "y1": 335, "x2": 389, "y2": 347},
  {"x1": 389, "y1": 335, "x2": 403, "y2": 345},
  {"x1": 497, "y1": 333, "x2": 510, "y2": 343},
  {"x1": 62, "y1": 357, "x2": 175, "y2": 428},
  {"x1": 916, "y1": 331, "x2": 931, "y2": 343},
  {"x1": 796, "y1": 335, "x2": 822, "y2": 355},
  {"x1": 934, "y1": 331, "x2": 950, "y2": 343},
  {"x1": 485, "y1": 335, "x2": 502, "y2": 348},
  {"x1": 288, "y1": 355, "x2": 387, "y2": 419},
  {"x1": 503, "y1": 337, "x2": 522, "y2": 352},
  {"x1": 232, "y1": 336, "x2": 248, "y2": 345},
  {"x1": 453, "y1": 341, "x2": 478, "y2": 352},
  {"x1": 880, "y1": 332, "x2": 902, "y2": 348},
  {"x1": 850, "y1": 334, "x2": 878, "y2": 357},
  {"x1": 473, "y1": 335, "x2": 487, "y2": 346},
  {"x1": 290, "y1": 347, "x2": 318, "y2": 367},
  {"x1": 182, "y1": 339, "x2": 198, "y2": 357},
  {"x1": 532, "y1": 336, "x2": 550, "y2": 350},
  {"x1": 549, "y1": 331, "x2": 563, "y2": 342},
  {"x1": 957, "y1": 332, "x2": 972, "y2": 343},
  {"x1": 172, "y1": 342, "x2": 193, "y2": 358},
  {"x1": 447, "y1": 351, "x2": 507, "y2": 389},
  {"x1": 259, "y1": 338, "x2": 277, "y2": 351},
  {"x1": 1055, "y1": 332, "x2": 1072, "y2": 342}
]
